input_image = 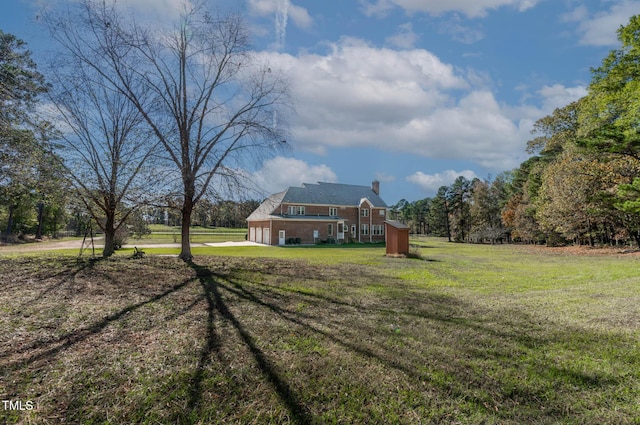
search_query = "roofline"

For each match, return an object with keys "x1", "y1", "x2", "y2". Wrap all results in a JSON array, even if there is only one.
[
  {"x1": 279, "y1": 201, "x2": 387, "y2": 208},
  {"x1": 248, "y1": 216, "x2": 348, "y2": 222}
]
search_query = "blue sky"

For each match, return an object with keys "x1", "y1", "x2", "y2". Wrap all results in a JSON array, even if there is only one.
[{"x1": 2, "y1": 0, "x2": 639, "y2": 205}]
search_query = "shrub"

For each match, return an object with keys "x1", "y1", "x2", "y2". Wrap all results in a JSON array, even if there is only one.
[
  {"x1": 405, "y1": 246, "x2": 423, "y2": 260},
  {"x1": 113, "y1": 226, "x2": 129, "y2": 250}
]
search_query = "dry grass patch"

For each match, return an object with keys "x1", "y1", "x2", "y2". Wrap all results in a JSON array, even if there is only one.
[{"x1": 1, "y1": 249, "x2": 639, "y2": 424}]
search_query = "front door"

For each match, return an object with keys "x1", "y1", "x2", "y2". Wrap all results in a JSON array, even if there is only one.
[
  {"x1": 337, "y1": 222, "x2": 345, "y2": 240},
  {"x1": 279, "y1": 230, "x2": 286, "y2": 245}
]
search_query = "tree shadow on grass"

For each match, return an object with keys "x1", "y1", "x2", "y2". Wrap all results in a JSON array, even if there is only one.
[
  {"x1": 2, "y1": 274, "x2": 195, "y2": 368},
  {"x1": 185, "y1": 261, "x2": 313, "y2": 424},
  {"x1": 184, "y1": 257, "x2": 637, "y2": 423},
  {"x1": 3, "y1": 256, "x2": 638, "y2": 424}
]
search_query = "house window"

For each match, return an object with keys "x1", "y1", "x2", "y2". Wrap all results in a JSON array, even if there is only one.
[
  {"x1": 379, "y1": 209, "x2": 385, "y2": 216},
  {"x1": 361, "y1": 224, "x2": 369, "y2": 235},
  {"x1": 328, "y1": 223, "x2": 333, "y2": 236},
  {"x1": 287, "y1": 206, "x2": 296, "y2": 215},
  {"x1": 297, "y1": 206, "x2": 305, "y2": 215},
  {"x1": 372, "y1": 225, "x2": 384, "y2": 235},
  {"x1": 362, "y1": 209, "x2": 369, "y2": 217},
  {"x1": 329, "y1": 207, "x2": 337, "y2": 216}
]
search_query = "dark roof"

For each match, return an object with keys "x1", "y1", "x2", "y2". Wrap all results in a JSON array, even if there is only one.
[
  {"x1": 246, "y1": 190, "x2": 286, "y2": 221},
  {"x1": 385, "y1": 220, "x2": 410, "y2": 229},
  {"x1": 281, "y1": 182, "x2": 388, "y2": 208}
]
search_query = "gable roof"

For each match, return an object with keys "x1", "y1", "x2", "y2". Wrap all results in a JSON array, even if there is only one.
[
  {"x1": 247, "y1": 182, "x2": 389, "y2": 222},
  {"x1": 281, "y1": 182, "x2": 388, "y2": 208},
  {"x1": 246, "y1": 190, "x2": 286, "y2": 221}
]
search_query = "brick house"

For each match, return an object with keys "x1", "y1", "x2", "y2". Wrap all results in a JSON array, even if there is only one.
[{"x1": 247, "y1": 181, "x2": 388, "y2": 245}]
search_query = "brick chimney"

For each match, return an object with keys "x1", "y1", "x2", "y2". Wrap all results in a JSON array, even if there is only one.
[{"x1": 372, "y1": 180, "x2": 380, "y2": 195}]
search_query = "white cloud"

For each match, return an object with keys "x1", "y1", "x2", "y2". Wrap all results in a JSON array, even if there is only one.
[
  {"x1": 248, "y1": 0, "x2": 313, "y2": 28},
  {"x1": 274, "y1": 0, "x2": 289, "y2": 51},
  {"x1": 360, "y1": 0, "x2": 395, "y2": 17},
  {"x1": 385, "y1": 22, "x2": 419, "y2": 49},
  {"x1": 258, "y1": 39, "x2": 523, "y2": 169},
  {"x1": 375, "y1": 172, "x2": 396, "y2": 183},
  {"x1": 439, "y1": 15, "x2": 485, "y2": 44},
  {"x1": 574, "y1": 1, "x2": 638, "y2": 46},
  {"x1": 561, "y1": 5, "x2": 588, "y2": 23},
  {"x1": 288, "y1": 4, "x2": 313, "y2": 28},
  {"x1": 118, "y1": 0, "x2": 193, "y2": 22},
  {"x1": 257, "y1": 39, "x2": 588, "y2": 172},
  {"x1": 537, "y1": 84, "x2": 587, "y2": 112},
  {"x1": 252, "y1": 157, "x2": 337, "y2": 194},
  {"x1": 407, "y1": 169, "x2": 478, "y2": 193},
  {"x1": 248, "y1": 0, "x2": 312, "y2": 50},
  {"x1": 361, "y1": 0, "x2": 540, "y2": 18}
]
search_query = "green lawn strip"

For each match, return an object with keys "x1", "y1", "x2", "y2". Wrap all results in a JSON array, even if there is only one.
[
  {"x1": 2, "y1": 242, "x2": 640, "y2": 423},
  {"x1": 147, "y1": 225, "x2": 247, "y2": 233},
  {"x1": 131, "y1": 232, "x2": 247, "y2": 244}
]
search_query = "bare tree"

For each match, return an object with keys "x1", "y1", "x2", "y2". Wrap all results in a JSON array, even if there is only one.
[
  {"x1": 46, "y1": 0, "x2": 290, "y2": 261},
  {"x1": 46, "y1": 59, "x2": 157, "y2": 257}
]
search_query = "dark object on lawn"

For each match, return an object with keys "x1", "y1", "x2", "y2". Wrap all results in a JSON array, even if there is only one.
[{"x1": 131, "y1": 247, "x2": 145, "y2": 259}]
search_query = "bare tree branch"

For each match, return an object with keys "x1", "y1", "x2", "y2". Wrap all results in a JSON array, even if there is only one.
[{"x1": 44, "y1": 0, "x2": 290, "y2": 261}]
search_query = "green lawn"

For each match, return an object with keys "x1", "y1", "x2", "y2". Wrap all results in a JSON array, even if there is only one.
[
  {"x1": 132, "y1": 226, "x2": 247, "y2": 244},
  {"x1": 1, "y1": 239, "x2": 639, "y2": 424}
]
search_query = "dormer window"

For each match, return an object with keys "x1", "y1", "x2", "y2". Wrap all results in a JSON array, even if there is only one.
[{"x1": 287, "y1": 206, "x2": 305, "y2": 215}]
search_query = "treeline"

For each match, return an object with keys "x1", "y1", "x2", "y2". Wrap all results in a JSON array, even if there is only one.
[
  {"x1": 146, "y1": 200, "x2": 260, "y2": 229},
  {"x1": 0, "y1": 197, "x2": 261, "y2": 241},
  {"x1": 389, "y1": 173, "x2": 513, "y2": 244},
  {"x1": 392, "y1": 15, "x2": 640, "y2": 247}
]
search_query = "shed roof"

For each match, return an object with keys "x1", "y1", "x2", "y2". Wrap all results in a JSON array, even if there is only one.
[{"x1": 385, "y1": 220, "x2": 410, "y2": 229}]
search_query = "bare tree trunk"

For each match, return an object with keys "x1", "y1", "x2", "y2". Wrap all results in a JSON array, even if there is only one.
[
  {"x1": 180, "y1": 200, "x2": 194, "y2": 262},
  {"x1": 4, "y1": 204, "x2": 15, "y2": 239},
  {"x1": 36, "y1": 200, "x2": 44, "y2": 239},
  {"x1": 52, "y1": 210, "x2": 59, "y2": 239},
  {"x1": 103, "y1": 214, "x2": 116, "y2": 257}
]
